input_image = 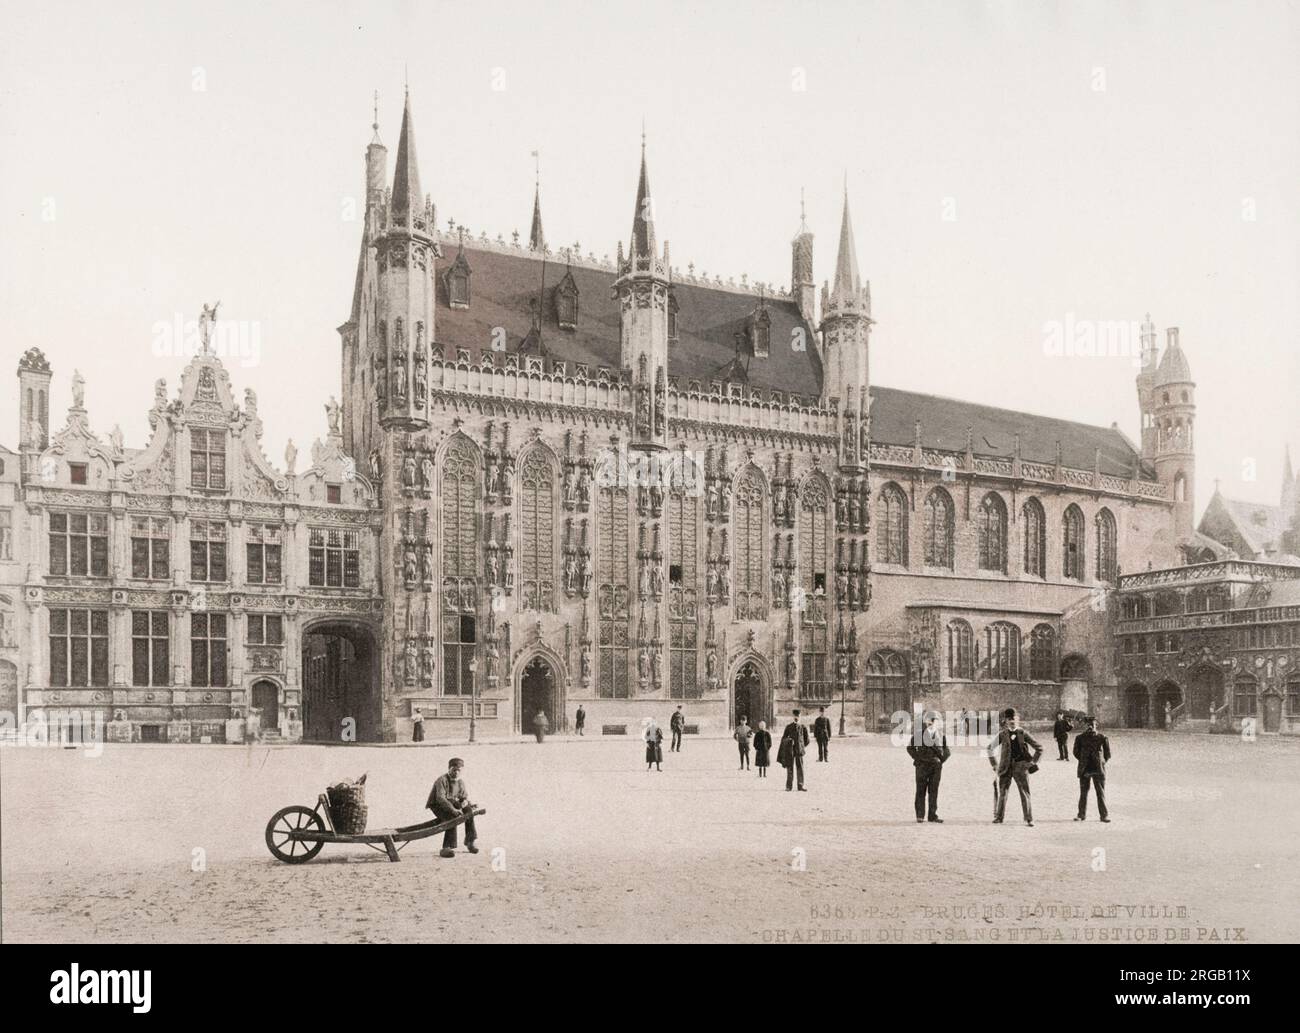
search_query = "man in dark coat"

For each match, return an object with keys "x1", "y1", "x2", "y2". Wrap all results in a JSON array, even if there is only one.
[
  {"x1": 670, "y1": 706, "x2": 686, "y2": 752},
  {"x1": 1073, "y1": 716, "x2": 1112, "y2": 822},
  {"x1": 1053, "y1": 711, "x2": 1072, "y2": 760},
  {"x1": 426, "y1": 757, "x2": 478, "y2": 858},
  {"x1": 813, "y1": 706, "x2": 833, "y2": 762},
  {"x1": 907, "y1": 711, "x2": 951, "y2": 822},
  {"x1": 985, "y1": 707, "x2": 1043, "y2": 826},
  {"x1": 778, "y1": 709, "x2": 810, "y2": 791},
  {"x1": 574, "y1": 705, "x2": 586, "y2": 736}
]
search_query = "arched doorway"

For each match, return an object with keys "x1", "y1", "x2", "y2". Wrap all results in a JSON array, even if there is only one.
[
  {"x1": 865, "y1": 650, "x2": 909, "y2": 731},
  {"x1": 519, "y1": 656, "x2": 557, "y2": 733},
  {"x1": 1188, "y1": 665, "x2": 1224, "y2": 719},
  {"x1": 251, "y1": 679, "x2": 280, "y2": 731},
  {"x1": 1124, "y1": 683, "x2": 1150, "y2": 728},
  {"x1": 302, "y1": 622, "x2": 380, "y2": 742},
  {"x1": 1060, "y1": 654, "x2": 1090, "y2": 712},
  {"x1": 732, "y1": 660, "x2": 770, "y2": 728},
  {"x1": 1153, "y1": 681, "x2": 1182, "y2": 729}
]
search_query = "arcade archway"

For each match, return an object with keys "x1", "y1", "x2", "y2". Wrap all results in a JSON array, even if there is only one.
[{"x1": 302, "y1": 621, "x2": 380, "y2": 742}]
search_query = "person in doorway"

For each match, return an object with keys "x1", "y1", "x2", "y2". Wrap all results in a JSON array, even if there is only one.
[
  {"x1": 644, "y1": 718, "x2": 664, "y2": 771},
  {"x1": 778, "y1": 709, "x2": 810, "y2": 791},
  {"x1": 906, "y1": 711, "x2": 951, "y2": 822},
  {"x1": 1073, "y1": 716, "x2": 1112, "y2": 822},
  {"x1": 670, "y1": 705, "x2": 686, "y2": 752},
  {"x1": 735, "y1": 716, "x2": 753, "y2": 770},
  {"x1": 1053, "y1": 710, "x2": 1072, "y2": 760},
  {"x1": 985, "y1": 708, "x2": 1043, "y2": 826},
  {"x1": 426, "y1": 757, "x2": 478, "y2": 858},
  {"x1": 753, "y1": 721, "x2": 772, "y2": 777},
  {"x1": 533, "y1": 709, "x2": 549, "y2": 744},
  {"x1": 412, "y1": 707, "x2": 425, "y2": 743},
  {"x1": 813, "y1": 706, "x2": 833, "y2": 762},
  {"x1": 574, "y1": 705, "x2": 586, "y2": 736}
]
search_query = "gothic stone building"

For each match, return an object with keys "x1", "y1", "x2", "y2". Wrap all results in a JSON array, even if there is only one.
[{"x1": 2, "y1": 93, "x2": 1221, "y2": 743}]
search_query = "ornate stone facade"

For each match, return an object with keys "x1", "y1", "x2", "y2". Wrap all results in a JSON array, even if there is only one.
[{"x1": 6, "y1": 94, "x2": 1255, "y2": 743}]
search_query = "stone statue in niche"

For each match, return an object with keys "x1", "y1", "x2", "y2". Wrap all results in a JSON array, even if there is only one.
[
  {"x1": 403, "y1": 545, "x2": 418, "y2": 583},
  {"x1": 72, "y1": 369, "x2": 86, "y2": 409},
  {"x1": 369, "y1": 449, "x2": 382, "y2": 480},
  {"x1": 422, "y1": 541, "x2": 434, "y2": 584},
  {"x1": 374, "y1": 354, "x2": 387, "y2": 402},
  {"x1": 652, "y1": 651, "x2": 664, "y2": 687},
  {"x1": 284, "y1": 439, "x2": 298, "y2": 475},
  {"x1": 402, "y1": 454, "x2": 417, "y2": 491},
  {"x1": 580, "y1": 555, "x2": 593, "y2": 596},
  {"x1": 414, "y1": 353, "x2": 427, "y2": 405},
  {"x1": 421, "y1": 455, "x2": 434, "y2": 491},
  {"x1": 154, "y1": 378, "x2": 167, "y2": 408},
  {"x1": 393, "y1": 352, "x2": 407, "y2": 400},
  {"x1": 565, "y1": 554, "x2": 578, "y2": 593},
  {"x1": 325, "y1": 396, "x2": 341, "y2": 434}
]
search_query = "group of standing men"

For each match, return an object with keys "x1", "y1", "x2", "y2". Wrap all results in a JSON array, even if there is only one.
[{"x1": 907, "y1": 707, "x2": 1113, "y2": 825}]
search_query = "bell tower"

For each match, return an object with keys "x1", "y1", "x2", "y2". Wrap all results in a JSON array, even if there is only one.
[{"x1": 1152, "y1": 326, "x2": 1196, "y2": 539}]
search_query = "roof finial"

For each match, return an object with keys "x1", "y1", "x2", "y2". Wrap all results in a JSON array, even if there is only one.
[
  {"x1": 641, "y1": 116, "x2": 646, "y2": 154},
  {"x1": 372, "y1": 89, "x2": 379, "y2": 131},
  {"x1": 404, "y1": 63, "x2": 409, "y2": 96},
  {"x1": 799, "y1": 187, "x2": 807, "y2": 232},
  {"x1": 532, "y1": 148, "x2": 540, "y2": 187}
]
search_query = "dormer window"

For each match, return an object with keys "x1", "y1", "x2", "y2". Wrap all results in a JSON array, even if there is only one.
[
  {"x1": 443, "y1": 246, "x2": 472, "y2": 310},
  {"x1": 749, "y1": 304, "x2": 771, "y2": 358},
  {"x1": 555, "y1": 269, "x2": 579, "y2": 331}
]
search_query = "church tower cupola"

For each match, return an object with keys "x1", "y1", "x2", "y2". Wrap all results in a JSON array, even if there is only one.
[
  {"x1": 1152, "y1": 325, "x2": 1196, "y2": 540},
  {"x1": 791, "y1": 191, "x2": 815, "y2": 321},
  {"x1": 614, "y1": 134, "x2": 671, "y2": 452},
  {"x1": 819, "y1": 186, "x2": 873, "y2": 469}
]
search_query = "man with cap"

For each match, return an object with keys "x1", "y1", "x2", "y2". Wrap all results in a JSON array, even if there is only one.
[
  {"x1": 907, "y1": 710, "x2": 951, "y2": 823},
  {"x1": 985, "y1": 707, "x2": 1043, "y2": 826},
  {"x1": 426, "y1": 756, "x2": 479, "y2": 858},
  {"x1": 1052, "y1": 710, "x2": 1073, "y2": 760},
  {"x1": 1073, "y1": 716, "x2": 1112, "y2": 822},
  {"x1": 813, "y1": 706, "x2": 833, "y2": 762},
  {"x1": 778, "y1": 709, "x2": 811, "y2": 791}
]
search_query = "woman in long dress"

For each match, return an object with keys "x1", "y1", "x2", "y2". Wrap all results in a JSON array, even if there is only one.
[
  {"x1": 644, "y1": 718, "x2": 664, "y2": 772},
  {"x1": 752, "y1": 720, "x2": 772, "y2": 777},
  {"x1": 412, "y1": 708, "x2": 425, "y2": 743}
]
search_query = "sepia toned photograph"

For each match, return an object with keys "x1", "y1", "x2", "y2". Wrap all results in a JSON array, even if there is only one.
[{"x1": 0, "y1": 0, "x2": 1296, "y2": 967}]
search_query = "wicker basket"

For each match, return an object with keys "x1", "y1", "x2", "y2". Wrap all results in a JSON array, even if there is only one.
[{"x1": 326, "y1": 774, "x2": 368, "y2": 835}]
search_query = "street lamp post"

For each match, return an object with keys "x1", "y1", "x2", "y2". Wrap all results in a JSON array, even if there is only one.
[
  {"x1": 839, "y1": 681, "x2": 846, "y2": 737},
  {"x1": 468, "y1": 658, "x2": 479, "y2": 743}
]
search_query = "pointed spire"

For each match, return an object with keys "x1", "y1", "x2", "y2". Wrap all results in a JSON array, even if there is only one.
[
  {"x1": 1285, "y1": 444, "x2": 1295, "y2": 484},
  {"x1": 831, "y1": 182, "x2": 861, "y2": 300},
  {"x1": 528, "y1": 151, "x2": 545, "y2": 252},
  {"x1": 630, "y1": 133, "x2": 656, "y2": 261},
  {"x1": 390, "y1": 89, "x2": 423, "y2": 228}
]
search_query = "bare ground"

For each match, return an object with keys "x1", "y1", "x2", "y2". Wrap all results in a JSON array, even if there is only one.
[{"x1": 2, "y1": 730, "x2": 1296, "y2": 943}]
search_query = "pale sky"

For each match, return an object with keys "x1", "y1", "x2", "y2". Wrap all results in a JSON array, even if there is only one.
[{"x1": 1, "y1": 0, "x2": 1296, "y2": 517}]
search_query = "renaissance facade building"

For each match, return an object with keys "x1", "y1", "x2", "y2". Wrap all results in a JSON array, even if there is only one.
[{"x1": 4, "y1": 93, "x2": 1291, "y2": 742}]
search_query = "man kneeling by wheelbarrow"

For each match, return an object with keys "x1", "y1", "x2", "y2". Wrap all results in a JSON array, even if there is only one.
[{"x1": 426, "y1": 757, "x2": 479, "y2": 858}]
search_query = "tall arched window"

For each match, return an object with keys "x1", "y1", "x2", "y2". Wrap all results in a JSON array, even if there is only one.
[
  {"x1": 947, "y1": 619, "x2": 974, "y2": 679},
  {"x1": 518, "y1": 449, "x2": 556, "y2": 612},
  {"x1": 985, "y1": 622, "x2": 1021, "y2": 680},
  {"x1": 923, "y1": 487, "x2": 954, "y2": 569},
  {"x1": 733, "y1": 468, "x2": 766, "y2": 620},
  {"x1": 441, "y1": 438, "x2": 480, "y2": 697},
  {"x1": 1062, "y1": 504, "x2": 1085, "y2": 581},
  {"x1": 978, "y1": 492, "x2": 1007, "y2": 572},
  {"x1": 1022, "y1": 497, "x2": 1046, "y2": 578},
  {"x1": 799, "y1": 477, "x2": 831, "y2": 700},
  {"x1": 668, "y1": 485, "x2": 700, "y2": 699},
  {"x1": 1029, "y1": 623, "x2": 1056, "y2": 680},
  {"x1": 876, "y1": 483, "x2": 908, "y2": 566},
  {"x1": 1174, "y1": 473, "x2": 1187, "y2": 502},
  {"x1": 597, "y1": 482, "x2": 631, "y2": 700},
  {"x1": 1095, "y1": 507, "x2": 1117, "y2": 582}
]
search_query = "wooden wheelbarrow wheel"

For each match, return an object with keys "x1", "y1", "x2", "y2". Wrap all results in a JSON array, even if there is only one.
[{"x1": 266, "y1": 805, "x2": 326, "y2": 864}]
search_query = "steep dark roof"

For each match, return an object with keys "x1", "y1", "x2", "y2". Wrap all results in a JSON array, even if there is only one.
[
  {"x1": 429, "y1": 243, "x2": 1147, "y2": 478},
  {"x1": 867, "y1": 386, "x2": 1148, "y2": 479},
  {"x1": 432, "y1": 243, "x2": 824, "y2": 397}
]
